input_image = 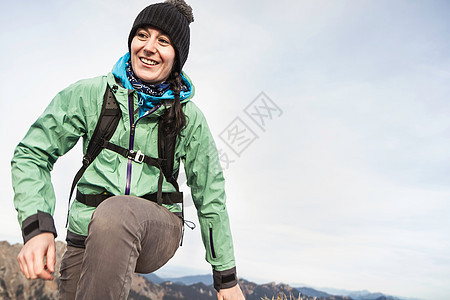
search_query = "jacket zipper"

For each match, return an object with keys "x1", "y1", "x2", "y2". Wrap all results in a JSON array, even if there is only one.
[
  {"x1": 125, "y1": 122, "x2": 135, "y2": 195},
  {"x1": 125, "y1": 93, "x2": 135, "y2": 195},
  {"x1": 209, "y1": 225, "x2": 217, "y2": 259},
  {"x1": 124, "y1": 92, "x2": 161, "y2": 195}
]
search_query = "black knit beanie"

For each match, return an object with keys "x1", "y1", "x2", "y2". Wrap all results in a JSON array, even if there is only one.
[{"x1": 128, "y1": 0, "x2": 194, "y2": 73}]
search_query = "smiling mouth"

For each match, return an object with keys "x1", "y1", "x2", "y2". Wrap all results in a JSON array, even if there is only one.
[{"x1": 140, "y1": 57, "x2": 159, "y2": 65}]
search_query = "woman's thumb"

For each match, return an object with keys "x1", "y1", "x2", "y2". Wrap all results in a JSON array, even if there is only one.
[{"x1": 46, "y1": 241, "x2": 56, "y2": 273}]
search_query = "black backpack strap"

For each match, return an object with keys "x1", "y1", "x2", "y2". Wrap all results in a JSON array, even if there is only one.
[
  {"x1": 67, "y1": 84, "x2": 121, "y2": 224},
  {"x1": 157, "y1": 112, "x2": 190, "y2": 246},
  {"x1": 76, "y1": 189, "x2": 183, "y2": 207},
  {"x1": 158, "y1": 121, "x2": 179, "y2": 191}
]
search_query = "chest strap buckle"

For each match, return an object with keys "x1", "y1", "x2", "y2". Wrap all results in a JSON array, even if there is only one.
[{"x1": 128, "y1": 150, "x2": 145, "y2": 163}]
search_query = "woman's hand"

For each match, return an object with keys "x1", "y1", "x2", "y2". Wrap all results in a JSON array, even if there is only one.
[
  {"x1": 17, "y1": 232, "x2": 55, "y2": 280},
  {"x1": 217, "y1": 284, "x2": 245, "y2": 300}
]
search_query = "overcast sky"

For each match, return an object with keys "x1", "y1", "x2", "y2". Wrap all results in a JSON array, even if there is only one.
[{"x1": 1, "y1": 1, "x2": 450, "y2": 299}]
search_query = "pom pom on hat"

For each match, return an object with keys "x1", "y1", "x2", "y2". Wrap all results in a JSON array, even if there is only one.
[{"x1": 165, "y1": 0, "x2": 194, "y2": 24}]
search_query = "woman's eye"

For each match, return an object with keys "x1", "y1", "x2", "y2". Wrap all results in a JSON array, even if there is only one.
[
  {"x1": 137, "y1": 33, "x2": 148, "y2": 39},
  {"x1": 159, "y1": 38, "x2": 170, "y2": 44}
]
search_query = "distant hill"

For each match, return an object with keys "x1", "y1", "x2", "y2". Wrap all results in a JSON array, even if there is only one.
[
  {"x1": 316, "y1": 287, "x2": 408, "y2": 300},
  {"x1": 140, "y1": 273, "x2": 165, "y2": 284},
  {"x1": 142, "y1": 273, "x2": 213, "y2": 286},
  {"x1": 297, "y1": 287, "x2": 332, "y2": 298}
]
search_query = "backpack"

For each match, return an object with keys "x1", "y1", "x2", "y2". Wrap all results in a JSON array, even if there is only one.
[{"x1": 68, "y1": 84, "x2": 183, "y2": 218}]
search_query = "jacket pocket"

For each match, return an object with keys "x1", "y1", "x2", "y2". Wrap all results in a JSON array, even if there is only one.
[{"x1": 209, "y1": 224, "x2": 217, "y2": 259}]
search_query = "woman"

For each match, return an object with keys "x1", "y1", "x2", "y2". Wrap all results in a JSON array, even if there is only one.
[{"x1": 11, "y1": 1, "x2": 245, "y2": 299}]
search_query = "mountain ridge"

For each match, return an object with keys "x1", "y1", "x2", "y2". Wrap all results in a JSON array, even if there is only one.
[{"x1": 0, "y1": 241, "x2": 411, "y2": 300}]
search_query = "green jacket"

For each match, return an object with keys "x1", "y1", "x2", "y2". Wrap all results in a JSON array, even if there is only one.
[{"x1": 11, "y1": 72, "x2": 236, "y2": 273}]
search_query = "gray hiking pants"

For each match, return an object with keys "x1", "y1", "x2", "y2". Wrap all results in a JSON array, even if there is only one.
[{"x1": 58, "y1": 195, "x2": 183, "y2": 300}]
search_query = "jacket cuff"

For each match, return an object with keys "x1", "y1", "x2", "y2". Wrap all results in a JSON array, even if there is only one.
[
  {"x1": 213, "y1": 267, "x2": 238, "y2": 292},
  {"x1": 21, "y1": 211, "x2": 57, "y2": 244}
]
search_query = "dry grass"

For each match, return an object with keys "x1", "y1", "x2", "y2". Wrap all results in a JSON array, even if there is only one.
[{"x1": 261, "y1": 292, "x2": 317, "y2": 300}]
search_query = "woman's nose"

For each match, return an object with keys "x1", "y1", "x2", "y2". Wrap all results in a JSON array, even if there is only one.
[{"x1": 143, "y1": 38, "x2": 157, "y2": 53}]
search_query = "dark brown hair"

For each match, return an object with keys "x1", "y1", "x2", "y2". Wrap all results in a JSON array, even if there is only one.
[{"x1": 160, "y1": 71, "x2": 187, "y2": 138}]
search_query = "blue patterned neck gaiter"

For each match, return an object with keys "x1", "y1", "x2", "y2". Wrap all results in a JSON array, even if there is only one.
[{"x1": 125, "y1": 60, "x2": 171, "y2": 100}]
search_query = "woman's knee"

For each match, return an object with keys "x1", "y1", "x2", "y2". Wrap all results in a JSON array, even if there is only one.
[{"x1": 88, "y1": 196, "x2": 139, "y2": 236}]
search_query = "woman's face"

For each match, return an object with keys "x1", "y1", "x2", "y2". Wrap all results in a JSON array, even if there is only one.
[{"x1": 130, "y1": 26, "x2": 176, "y2": 85}]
